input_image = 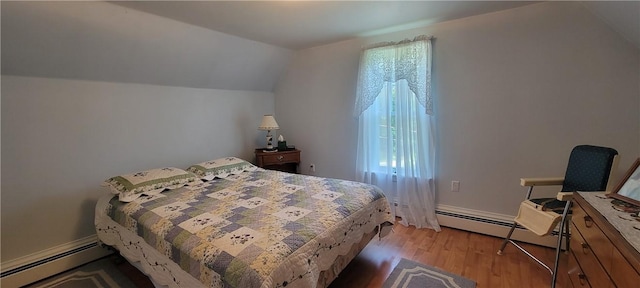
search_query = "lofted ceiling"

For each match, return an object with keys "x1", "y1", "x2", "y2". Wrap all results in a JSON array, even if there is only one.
[
  {"x1": 581, "y1": 1, "x2": 640, "y2": 49},
  {"x1": 115, "y1": 1, "x2": 540, "y2": 50},
  {"x1": 3, "y1": 1, "x2": 636, "y2": 93},
  {"x1": 115, "y1": 1, "x2": 639, "y2": 50}
]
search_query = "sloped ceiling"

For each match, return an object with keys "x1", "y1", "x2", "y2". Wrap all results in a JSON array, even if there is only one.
[
  {"x1": 1, "y1": 1, "x2": 292, "y2": 91},
  {"x1": 116, "y1": 1, "x2": 639, "y2": 50},
  {"x1": 581, "y1": 1, "x2": 640, "y2": 49},
  {"x1": 115, "y1": 1, "x2": 540, "y2": 50},
  {"x1": 3, "y1": 1, "x2": 637, "y2": 93}
]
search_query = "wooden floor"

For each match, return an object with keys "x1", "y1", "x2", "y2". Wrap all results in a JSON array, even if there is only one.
[
  {"x1": 329, "y1": 223, "x2": 569, "y2": 288},
  {"x1": 117, "y1": 221, "x2": 569, "y2": 287}
]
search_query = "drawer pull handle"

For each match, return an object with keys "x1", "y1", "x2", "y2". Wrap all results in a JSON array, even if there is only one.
[
  {"x1": 583, "y1": 215, "x2": 593, "y2": 228},
  {"x1": 578, "y1": 273, "x2": 587, "y2": 285},
  {"x1": 278, "y1": 156, "x2": 284, "y2": 161},
  {"x1": 581, "y1": 242, "x2": 590, "y2": 254}
]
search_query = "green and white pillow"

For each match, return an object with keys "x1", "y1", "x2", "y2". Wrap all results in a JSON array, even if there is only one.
[
  {"x1": 187, "y1": 157, "x2": 257, "y2": 180},
  {"x1": 103, "y1": 167, "x2": 201, "y2": 202}
]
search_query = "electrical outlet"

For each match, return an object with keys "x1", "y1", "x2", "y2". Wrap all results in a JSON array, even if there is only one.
[
  {"x1": 451, "y1": 181, "x2": 460, "y2": 192},
  {"x1": 310, "y1": 164, "x2": 316, "y2": 172}
]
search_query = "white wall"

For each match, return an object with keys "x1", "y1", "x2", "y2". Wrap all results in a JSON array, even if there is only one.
[
  {"x1": 1, "y1": 76, "x2": 274, "y2": 261},
  {"x1": 0, "y1": 2, "x2": 289, "y2": 263},
  {"x1": 275, "y1": 2, "x2": 640, "y2": 216}
]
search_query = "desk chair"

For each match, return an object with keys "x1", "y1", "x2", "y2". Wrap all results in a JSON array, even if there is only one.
[{"x1": 497, "y1": 145, "x2": 618, "y2": 288}]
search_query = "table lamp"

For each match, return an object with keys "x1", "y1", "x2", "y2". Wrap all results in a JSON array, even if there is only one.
[{"x1": 258, "y1": 115, "x2": 279, "y2": 151}]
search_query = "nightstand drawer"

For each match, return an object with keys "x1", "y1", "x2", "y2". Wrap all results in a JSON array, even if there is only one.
[
  {"x1": 262, "y1": 152, "x2": 299, "y2": 165},
  {"x1": 255, "y1": 149, "x2": 301, "y2": 174}
]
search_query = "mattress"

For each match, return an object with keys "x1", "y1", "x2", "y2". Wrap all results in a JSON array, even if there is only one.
[{"x1": 95, "y1": 168, "x2": 393, "y2": 287}]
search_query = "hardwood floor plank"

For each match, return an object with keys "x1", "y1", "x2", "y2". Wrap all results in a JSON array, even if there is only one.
[{"x1": 330, "y1": 221, "x2": 569, "y2": 288}]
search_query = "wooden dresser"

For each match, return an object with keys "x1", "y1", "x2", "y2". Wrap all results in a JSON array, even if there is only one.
[
  {"x1": 254, "y1": 149, "x2": 300, "y2": 173},
  {"x1": 568, "y1": 192, "x2": 640, "y2": 287}
]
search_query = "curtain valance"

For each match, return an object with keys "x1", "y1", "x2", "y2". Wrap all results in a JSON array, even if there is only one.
[{"x1": 353, "y1": 35, "x2": 433, "y2": 117}]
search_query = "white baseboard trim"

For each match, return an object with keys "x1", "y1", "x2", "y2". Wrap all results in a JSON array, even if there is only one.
[
  {"x1": 435, "y1": 204, "x2": 560, "y2": 248},
  {"x1": 0, "y1": 235, "x2": 112, "y2": 288}
]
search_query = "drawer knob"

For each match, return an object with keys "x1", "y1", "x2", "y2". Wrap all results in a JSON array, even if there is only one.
[
  {"x1": 278, "y1": 155, "x2": 284, "y2": 161},
  {"x1": 578, "y1": 273, "x2": 587, "y2": 285},
  {"x1": 583, "y1": 215, "x2": 593, "y2": 228},
  {"x1": 581, "y1": 242, "x2": 590, "y2": 254}
]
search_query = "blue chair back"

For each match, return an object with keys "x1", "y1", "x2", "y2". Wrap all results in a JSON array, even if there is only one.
[{"x1": 561, "y1": 145, "x2": 618, "y2": 192}]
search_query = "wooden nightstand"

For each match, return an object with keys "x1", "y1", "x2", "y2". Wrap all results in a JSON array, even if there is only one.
[{"x1": 254, "y1": 149, "x2": 300, "y2": 173}]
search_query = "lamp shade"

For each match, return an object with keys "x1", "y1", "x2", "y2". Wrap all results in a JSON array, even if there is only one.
[{"x1": 258, "y1": 115, "x2": 279, "y2": 130}]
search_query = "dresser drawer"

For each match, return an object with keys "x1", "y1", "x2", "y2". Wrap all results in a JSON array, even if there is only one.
[
  {"x1": 570, "y1": 192, "x2": 640, "y2": 288},
  {"x1": 568, "y1": 250, "x2": 591, "y2": 288},
  {"x1": 569, "y1": 223, "x2": 613, "y2": 288},
  {"x1": 572, "y1": 202, "x2": 614, "y2": 272},
  {"x1": 610, "y1": 245, "x2": 640, "y2": 287},
  {"x1": 261, "y1": 152, "x2": 299, "y2": 165}
]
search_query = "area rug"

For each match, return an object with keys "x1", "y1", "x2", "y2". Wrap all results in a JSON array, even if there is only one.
[
  {"x1": 25, "y1": 256, "x2": 136, "y2": 288},
  {"x1": 383, "y1": 258, "x2": 476, "y2": 288}
]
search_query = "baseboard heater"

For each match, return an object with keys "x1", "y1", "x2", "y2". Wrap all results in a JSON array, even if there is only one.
[
  {"x1": 0, "y1": 235, "x2": 112, "y2": 288},
  {"x1": 435, "y1": 209, "x2": 560, "y2": 237},
  {"x1": 393, "y1": 202, "x2": 561, "y2": 248},
  {"x1": 0, "y1": 242, "x2": 98, "y2": 278}
]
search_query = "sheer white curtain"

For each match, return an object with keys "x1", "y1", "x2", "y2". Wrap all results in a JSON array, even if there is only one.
[{"x1": 354, "y1": 36, "x2": 440, "y2": 231}]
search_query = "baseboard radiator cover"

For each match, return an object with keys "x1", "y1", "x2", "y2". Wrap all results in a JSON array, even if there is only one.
[
  {"x1": 436, "y1": 204, "x2": 564, "y2": 248},
  {"x1": 393, "y1": 202, "x2": 560, "y2": 248},
  {"x1": 0, "y1": 235, "x2": 112, "y2": 288}
]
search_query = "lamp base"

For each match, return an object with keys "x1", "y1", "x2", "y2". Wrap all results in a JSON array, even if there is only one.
[{"x1": 262, "y1": 148, "x2": 278, "y2": 153}]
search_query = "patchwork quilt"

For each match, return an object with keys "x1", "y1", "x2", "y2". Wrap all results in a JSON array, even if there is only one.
[{"x1": 104, "y1": 168, "x2": 392, "y2": 287}]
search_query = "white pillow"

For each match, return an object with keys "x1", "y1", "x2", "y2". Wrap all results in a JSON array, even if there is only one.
[
  {"x1": 187, "y1": 157, "x2": 257, "y2": 180},
  {"x1": 103, "y1": 167, "x2": 201, "y2": 202}
]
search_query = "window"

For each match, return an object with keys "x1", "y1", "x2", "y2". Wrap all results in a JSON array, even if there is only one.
[
  {"x1": 362, "y1": 80, "x2": 426, "y2": 173},
  {"x1": 374, "y1": 81, "x2": 424, "y2": 172},
  {"x1": 354, "y1": 36, "x2": 440, "y2": 230},
  {"x1": 376, "y1": 82, "x2": 395, "y2": 169}
]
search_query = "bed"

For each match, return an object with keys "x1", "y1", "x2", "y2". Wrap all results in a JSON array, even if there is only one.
[{"x1": 95, "y1": 157, "x2": 393, "y2": 288}]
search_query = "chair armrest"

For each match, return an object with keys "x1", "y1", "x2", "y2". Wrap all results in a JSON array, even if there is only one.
[
  {"x1": 556, "y1": 192, "x2": 573, "y2": 201},
  {"x1": 520, "y1": 177, "x2": 564, "y2": 187}
]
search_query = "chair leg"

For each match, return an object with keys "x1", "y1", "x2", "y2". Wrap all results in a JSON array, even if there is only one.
[
  {"x1": 497, "y1": 221, "x2": 518, "y2": 255},
  {"x1": 564, "y1": 216, "x2": 571, "y2": 253},
  {"x1": 551, "y1": 201, "x2": 572, "y2": 288}
]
